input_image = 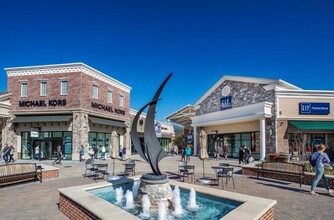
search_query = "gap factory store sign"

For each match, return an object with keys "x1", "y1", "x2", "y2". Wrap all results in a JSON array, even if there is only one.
[{"x1": 299, "y1": 102, "x2": 330, "y2": 115}]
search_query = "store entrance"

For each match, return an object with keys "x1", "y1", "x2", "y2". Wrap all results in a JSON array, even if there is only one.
[{"x1": 31, "y1": 138, "x2": 62, "y2": 160}]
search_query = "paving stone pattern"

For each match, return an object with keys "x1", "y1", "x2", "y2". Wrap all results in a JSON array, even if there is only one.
[{"x1": 1, "y1": 155, "x2": 333, "y2": 220}]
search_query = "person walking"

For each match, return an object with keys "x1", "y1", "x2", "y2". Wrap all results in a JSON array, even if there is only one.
[
  {"x1": 53, "y1": 145, "x2": 63, "y2": 165},
  {"x1": 122, "y1": 146, "x2": 126, "y2": 160},
  {"x1": 92, "y1": 145, "x2": 98, "y2": 159},
  {"x1": 2, "y1": 144, "x2": 10, "y2": 163},
  {"x1": 243, "y1": 145, "x2": 252, "y2": 164},
  {"x1": 100, "y1": 145, "x2": 106, "y2": 160},
  {"x1": 181, "y1": 147, "x2": 185, "y2": 161},
  {"x1": 79, "y1": 145, "x2": 85, "y2": 162},
  {"x1": 239, "y1": 146, "x2": 244, "y2": 165},
  {"x1": 185, "y1": 145, "x2": 192, "y2": 163},
  {"x1": 34, "y1": 145, "x2": 40, "y2": 160},
  {"x1": 223, "y1": 144, "x2": 228, "y2": 160},
  {"x1": 8, "y1": 145, "x2": 15, "y2": 163},
  {"x1": 310, "y1": 144, "x2": 333, "y2": 195}
]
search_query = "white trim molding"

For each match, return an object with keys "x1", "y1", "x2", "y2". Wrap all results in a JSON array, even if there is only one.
[
  {"x1": 5, "y1": 62, "x2": 132, "y2": 93},
  {"x1": 191, "y1": 101, "x2": 273, "y2": 127}
]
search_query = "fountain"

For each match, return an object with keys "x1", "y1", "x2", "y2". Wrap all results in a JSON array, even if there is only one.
[
  {"x1": 158, "y1": 200, "x2": 167, "y2": 220},
  {"x1": 115, "y1": 187, "x2": 124, "y2": 205},
  {"x1": 132, "y1": 181, "x2": 140, "y2": 199},
  {"x1": 125, "y1": 190, "x2": 135, "y2": 209},
  {"x1": 140, "y1": 194, "x2": 151, "y2": 218},
  {"x1": 131, "y1": 73, "x2": 175, "y2": 211},
  {"x1": 187, "y1": 188, "x2": 199, "y2": 211},
  {"x1": 172, "y1": 186, "x2": 184, "y2": 217},
  {"x1": 58, "y1": 73, "x2": 277, "y2": 220}
]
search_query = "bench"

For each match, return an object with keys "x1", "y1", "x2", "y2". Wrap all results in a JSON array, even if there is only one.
[
  {"x1": 0, "y1": 163, "x2": 42, "y2": 186},
  {"x1": 257, "y1": 162, "x2": 304, "y2": 187}
]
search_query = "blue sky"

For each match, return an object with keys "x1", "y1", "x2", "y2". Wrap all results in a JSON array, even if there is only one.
[{"x1": 0, "y1": 0, "x2": 333, "y2": 121}]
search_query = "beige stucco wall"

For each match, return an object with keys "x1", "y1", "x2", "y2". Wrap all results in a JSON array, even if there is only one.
[
  {"x1": 203, "y1": 120, "x2": 259, "y2": 135},
  {"x1": 278, "y1": 97, "x2": 334, "y2": 119}
]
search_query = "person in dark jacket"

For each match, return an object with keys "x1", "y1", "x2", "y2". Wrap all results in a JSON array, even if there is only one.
[
  {"x1": 52, "y1": 145, "x2": 63, "y2": 165},
  {"x1": 239, "y1": 147, "x2": 244, "y2": 165}
]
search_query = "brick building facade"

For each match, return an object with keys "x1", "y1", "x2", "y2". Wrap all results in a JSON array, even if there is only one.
[{"x1": 3, "y1": 63, "x2": 131, "y2": 160}]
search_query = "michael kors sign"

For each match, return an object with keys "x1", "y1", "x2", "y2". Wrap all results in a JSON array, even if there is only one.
[{"x1": 19, "y1": 99, "x2": 66, "y2": 107}]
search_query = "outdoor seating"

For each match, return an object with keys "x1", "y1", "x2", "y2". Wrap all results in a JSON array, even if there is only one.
[
  {"x1": 84, "y1": 159, "x2": 98, "y2": 178},
  {"x1": 178, "y1": 161, "x2": 187, "y2": 179},
  {"x1": 217, "y1": 167, "x2": 235, "y2": 189},
  {"x1": 257, "y1": 161, "x2": 304, "y2": 187},
  {"x1": 124, "y1": 163, "x2": 136, "y2": 176},
  {"x1": 0, "y1": 163, "x2": 42, "y2": 186},
  {"x1": 178, "y1": 162, "x2": 195, "y2": 182},
  {"x1": 94, "y1": 164, "x2": 110, "y2": 180}
]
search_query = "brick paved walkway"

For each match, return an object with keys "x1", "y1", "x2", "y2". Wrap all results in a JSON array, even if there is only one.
[{"x1": 1, "y1": 155, "x2": 333, "y2": 219}]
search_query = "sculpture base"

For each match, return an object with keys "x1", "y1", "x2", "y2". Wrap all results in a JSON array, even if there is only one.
[{"x1": 136, "y1": 173, "x2": 173, "y2": 211}]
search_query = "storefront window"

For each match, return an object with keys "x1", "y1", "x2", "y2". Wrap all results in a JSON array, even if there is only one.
[
  {"x1": 21, "y1": 131, "x2": 72, "y2": 160},
  {"x1": 88, "y1": 132, "x2": 112, "y2": 158}
]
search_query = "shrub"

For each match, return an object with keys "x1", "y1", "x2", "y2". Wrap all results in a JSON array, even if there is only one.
[{"x1": 304, "y1": 161, "x2": 334, "y2": 175}]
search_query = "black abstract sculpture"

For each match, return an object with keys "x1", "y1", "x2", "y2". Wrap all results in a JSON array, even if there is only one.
[{"x1": 131, "y1": 73, "x2": 173, "y2": 176}]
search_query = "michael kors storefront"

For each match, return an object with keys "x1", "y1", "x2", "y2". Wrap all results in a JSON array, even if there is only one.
[{"x1": 4, "y1": 63, "x2": 131, "y2": 160}]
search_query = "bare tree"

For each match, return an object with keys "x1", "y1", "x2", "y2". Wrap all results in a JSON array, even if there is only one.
[{"x1": 293, "y1": 130, "x2": 307, "y2": 161}]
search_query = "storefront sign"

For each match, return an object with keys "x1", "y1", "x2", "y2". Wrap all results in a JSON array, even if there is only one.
[
  {"x1": 220, "y1": 96, "x2": 232, "y2": 110},
  {"x1": 30, "y1": 131, "x2": 39, "y2": 138},
  {"x1": 299, "y1": 102, "x2": 330, "y2": 115},
  {"x1": 91, "y1": 102, "x2": 126, "y2": 115},
  {"x1": 19, "y1": 99, "x2": 66, "y2": 107}
]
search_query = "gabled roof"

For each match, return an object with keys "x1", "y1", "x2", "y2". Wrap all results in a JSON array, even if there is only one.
[{"x1": 194, "y1": 75, "x2": 302, "y2": 106}]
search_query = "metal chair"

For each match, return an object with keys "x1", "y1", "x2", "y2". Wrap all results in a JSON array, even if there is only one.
[
  {"x1": 217, "y1": 167, "x2": 235, "y2": 189},
  {"x1": 184, "y1": 165, "x2": 195, "y2": 183},
  {"x1": 178, "y1": 162, "x2": 187, "y2": 180},
  {"x1": 95, "y1": 164, "x2": 110, "y2": 180},
  {"x1": 124, "y1": 163, "x2": 136, "y2": 176},
  {"x1": 84, "y1": 159, "x2": 98, "y2": 178}
]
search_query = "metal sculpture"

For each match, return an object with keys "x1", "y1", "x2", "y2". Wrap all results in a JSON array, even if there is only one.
[{"x1": 131, "y1": 73, "x2": 173, "y2": 175}]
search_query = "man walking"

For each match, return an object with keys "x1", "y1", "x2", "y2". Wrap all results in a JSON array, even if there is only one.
[{"x1": 53, "y1": 145, "x2": 63, "y2": 165}]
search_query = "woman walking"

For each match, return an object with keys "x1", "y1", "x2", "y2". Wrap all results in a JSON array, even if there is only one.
[{"x1": 310, "y1": 144, "x2": 333, "y2": 195}]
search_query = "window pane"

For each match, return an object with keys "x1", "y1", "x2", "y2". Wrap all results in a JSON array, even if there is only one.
[
  {"x1": 93, "y1": 85, "x2": 98, "y2": 98},
  {"x1": 120, "y1": 95, "x2": 124, "y2": 107},
  {"x1": 108, "y1": 91, "x2": 112, "y2": 102},
  {"x1": 61, "y1": 81, "x2": 68, "y2": 95},
  {"x1": 41, "y1": 82, "x2": 47, "y2": 96},
  {"x1": 21, "y1": 83, "x2": 27, "y2": 97}
]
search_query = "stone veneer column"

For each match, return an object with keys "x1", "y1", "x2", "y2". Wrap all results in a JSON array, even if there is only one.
[
  {"x1": 193, "y1": 126, "x2": 197, "y2": 156},
  {"x1": 3, "y1": 117, "x2": 17, "y2": 156},
  {"x1": 276, "y1": 120, "x2": 289, "y2": 153},
  {"x1": 260, "y1": 118, "x2": 266, "y2": 161},
  {"x1": 72, "y1": 112, "x2": 89, "y2": 160}
]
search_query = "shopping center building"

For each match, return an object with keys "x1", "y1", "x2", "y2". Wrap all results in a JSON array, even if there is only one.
[
  {"x1": 167, "y1": 75, "x2": 334, "y2": 161},
  {"x1": 2, "y1": 63, "x2": 131, "y2": 160}
]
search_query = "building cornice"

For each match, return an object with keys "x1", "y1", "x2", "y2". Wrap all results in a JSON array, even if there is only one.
[
  {"x1": 192, "y1": 101, "x2": 273, "y2": 127},
  {"x1": 5, "y1": 63, "x2": 132, "y2": 93}
]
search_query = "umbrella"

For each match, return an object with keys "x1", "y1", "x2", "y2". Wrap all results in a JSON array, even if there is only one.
[
  {"x1": 199, "y1": 129, "x2": 208, "y2": 177},
  {"x1": 108, "y1": 132, "x2": 120, "y2": 181}
]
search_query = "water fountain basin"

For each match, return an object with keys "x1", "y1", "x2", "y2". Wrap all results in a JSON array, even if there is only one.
[{"x1": 58, "y1": 175, "x2": 277, "y2": 220}]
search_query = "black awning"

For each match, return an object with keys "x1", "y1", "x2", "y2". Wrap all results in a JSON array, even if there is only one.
[
  {"x1": 12, "y1": 115, "x2": 72, "y2": 123},
  {"x1": 89, "y1": 116, "x2": 128, "y2": 128}
]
